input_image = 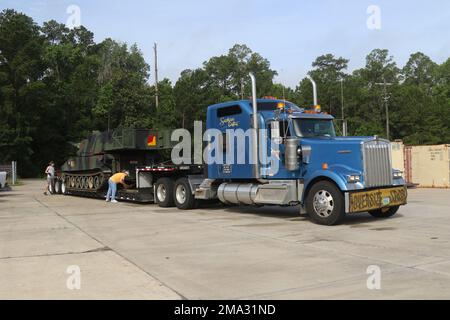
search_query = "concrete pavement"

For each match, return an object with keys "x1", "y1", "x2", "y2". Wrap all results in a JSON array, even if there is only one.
[{"x1": 1, "y1": 179, "x2": 450, "y2": 299}]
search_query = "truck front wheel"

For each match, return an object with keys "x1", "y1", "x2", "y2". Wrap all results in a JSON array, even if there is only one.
[
  {"x1": 369, "y1": 206, "x2": 399, "y2": 218},
  {"x1": 174, "y1": 177, "x2": 197, "y2": 210},
  {"x1": 155, "y1": 178, "x2": 175, "y2": 207},
  {"x1": 306, "y1": 181, "x2": 345, "y2": 226}
]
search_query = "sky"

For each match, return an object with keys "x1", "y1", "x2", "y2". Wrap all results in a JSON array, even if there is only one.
[{"x1": 2, "y1": 0, "x2": 450, "y2": 87}]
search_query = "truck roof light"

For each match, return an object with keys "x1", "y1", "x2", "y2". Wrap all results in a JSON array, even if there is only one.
[
  {"x1": 322, "y1": 163, "x2": 328, "y2": 170},
  {"x1": 277, "y1": 102, "x2": 285, "y2": 109}
]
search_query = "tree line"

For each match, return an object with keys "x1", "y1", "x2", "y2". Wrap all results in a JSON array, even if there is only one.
[{"x1": 1, "y1": 9, "x2": 449, "y2": 177}]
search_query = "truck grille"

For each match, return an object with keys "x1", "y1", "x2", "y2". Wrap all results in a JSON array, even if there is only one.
[{"x1": 362, "y1": 139, "x2": 393, "y2": 187}]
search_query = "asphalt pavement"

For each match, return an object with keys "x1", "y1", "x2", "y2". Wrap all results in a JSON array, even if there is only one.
[{"x1": 1, "y1": 179, "x2": 449, "y2": 299}]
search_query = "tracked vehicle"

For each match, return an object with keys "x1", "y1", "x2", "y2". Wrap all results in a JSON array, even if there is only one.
[{"x1": 55, "y1": 128, "x2": 180, "y2": 201}]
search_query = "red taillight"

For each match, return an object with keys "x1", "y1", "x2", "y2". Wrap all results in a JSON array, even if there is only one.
[{"x1": 147, "y1": 135, "x2": 157, "y2": 146}]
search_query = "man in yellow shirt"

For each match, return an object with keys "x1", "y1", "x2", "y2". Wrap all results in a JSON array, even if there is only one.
[{"x1": 106, "y1": 170, "x2": 130, "y2": 203}]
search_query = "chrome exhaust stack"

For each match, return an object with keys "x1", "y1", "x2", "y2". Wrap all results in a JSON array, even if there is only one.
[
  {"x1": 249, "y1": 72, "x2": 260, "y2": 178},
  {"x1": 306, "y1": 75, "x2": 318, "y2": 106}
]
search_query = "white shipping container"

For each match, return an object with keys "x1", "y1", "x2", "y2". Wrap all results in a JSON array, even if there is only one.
[{"x1": 409, "y1": 144, "x2": 450, "y2": 188}]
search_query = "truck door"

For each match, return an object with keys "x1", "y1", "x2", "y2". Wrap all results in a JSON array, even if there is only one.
[{"x1": 207, "y1": 104, "x2": 254, "y2": 179}]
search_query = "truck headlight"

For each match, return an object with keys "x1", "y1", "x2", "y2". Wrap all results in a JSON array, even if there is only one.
[
  {"x1": 347, "y1": 175, "x2": 361, "y2": 183},
  {"x1": 393, "y1": 171, "x2": 403, "y2": 179}
]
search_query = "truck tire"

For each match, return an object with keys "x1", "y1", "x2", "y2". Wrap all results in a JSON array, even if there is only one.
[
  {"x1": 369, "y1": 206, "x2": 399, "y2": 218},
  {"x1": 155, "y1": 177, "x2": 175, "y2": 207},
  {"x1": 306, "y1": 180, "x2": 345, "y2": 225},
  {"x1": 174, "y1": 177, "x2": 197, "y2": 210}
]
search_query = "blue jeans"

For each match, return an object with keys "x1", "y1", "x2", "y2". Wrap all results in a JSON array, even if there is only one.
[{"x1": 106, "y1": 179, "x2": 117, "y2": 201}]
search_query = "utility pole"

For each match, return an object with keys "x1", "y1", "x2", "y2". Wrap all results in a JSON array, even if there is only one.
[
  {"x1": 375, "y1": 78, "x2": 393, "y2": 140},
  {"x1": 340, "y1": 78, "x2": 347, "y2": 136},
  {"x1": 153, "y1": 42, "x2": 159, "y2": 109}
]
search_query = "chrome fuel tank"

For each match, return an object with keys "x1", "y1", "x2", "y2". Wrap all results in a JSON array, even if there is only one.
[{"x1": 217, "y1": 183, "x2": 259, "y2": 205}]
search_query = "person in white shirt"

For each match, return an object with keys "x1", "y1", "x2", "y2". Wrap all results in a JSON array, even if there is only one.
[{"x1": 44, "y1": 161, "x2": 55, "y2": 195}]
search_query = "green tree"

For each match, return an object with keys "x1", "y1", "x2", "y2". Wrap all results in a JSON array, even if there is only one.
[
  {"x1": 402, "y1": 52, "x2": 437, "y2": 86},
  {"x1": 345, "y1": 49, "x2": 400, "y2": 139},
  {"x1": 1, "y1": 8, "x2": 450, "y2": 177},
  {"x1": 436, "y1": 58, "x2": 450, "y2": 142},
  {"x1": 93, "y1": 40, "x2": 151, "y2": 130},
  {"x1": 0, "y1": 9, "x2": 46, "y2": 176},
  {"x1": 294, "y1": 54, "x2": 348, "y2": 113},
  {"x1": 0, "y1": 10, "x2": 154, "y2": 176},
  {"x1": 202, "y1": 44, "x2": 277, "y2": 100},
  {"x1": 267, "y1": 83, "x2": 296, "y2": 101},
  {"x1": 40, "y1": 21, "x2": 100, "y2": 169},
  {"x1": 173, "y1": 44, "x2": 278, "y2": 130},
  {"x1": 173, "y1": 68, "x2": 211, "y2": 129},
  {"x1": 392, "y1": 53, "x2": 447, "y2": 144}
]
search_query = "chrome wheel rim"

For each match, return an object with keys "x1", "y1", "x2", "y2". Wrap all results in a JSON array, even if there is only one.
[
  {"x1": 176, "y1": 185, "x2": 186, "y2": 204},
  {"x1": 313, "y1": 190, "x2": 334, "y2": 218},
  {"x1": 157, "y1": 184, "x2": 166, "y2": 202},
  {"x1": 61, "y1": 181, "x2": 66, "y2": 194}
]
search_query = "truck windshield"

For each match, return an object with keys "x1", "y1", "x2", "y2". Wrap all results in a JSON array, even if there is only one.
[{"x1": 292, "y1": 119, "x2": 336, "y2": 138}]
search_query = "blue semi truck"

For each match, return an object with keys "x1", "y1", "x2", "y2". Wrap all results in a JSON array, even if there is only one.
[
  {"x1": 149, "y1": 73, "x2": 407, "y2": 225},
  {"x1": 58, "y1": 73, "x2": 407, "y2": 225}
]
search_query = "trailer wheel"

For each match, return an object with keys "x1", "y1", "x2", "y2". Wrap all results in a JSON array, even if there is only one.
[
  {"x1": 61, "y1": 178, "x2": 68, "y2": 194},
  {"x1": 174, "y1": 177, "x2": 197, "y2": 210},
  {"x1": 155, "y1": 177, "x2": 175, "y2": 207},
  {"x1": 369, "y1": 206, "x2": 399, "y2": 218},
  {"x1": 54, "y1": 179, "x2": 62, "y2": 194},
  {"x1": 305, "y1": 180, "x2": 345, "y2": 226}
]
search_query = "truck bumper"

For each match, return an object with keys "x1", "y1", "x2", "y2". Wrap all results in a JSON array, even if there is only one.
[{"x1": 345, "y1": 186, "x2": 407, "y2": 214}]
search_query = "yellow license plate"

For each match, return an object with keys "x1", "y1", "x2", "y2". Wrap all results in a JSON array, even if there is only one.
[{"x1": 348, "y1": 186, "x2": 407, "y2": 213}]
